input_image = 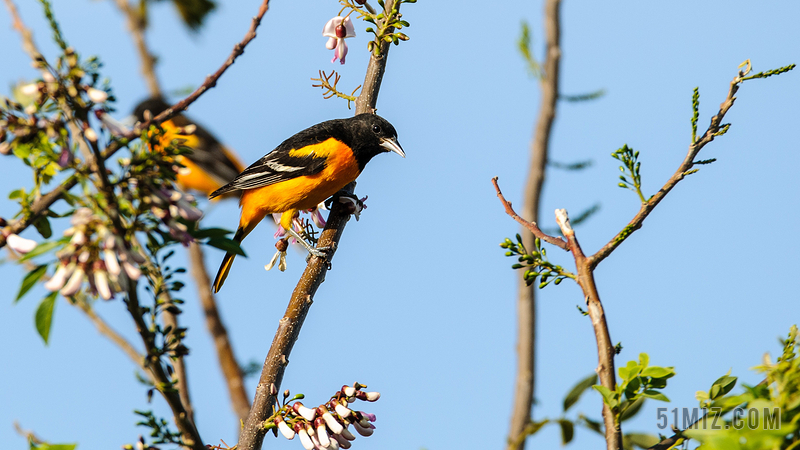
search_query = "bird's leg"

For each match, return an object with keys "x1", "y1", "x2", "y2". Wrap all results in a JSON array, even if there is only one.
[{"x1": 285, "y1": 228, "x2": 328, "y2": 259}]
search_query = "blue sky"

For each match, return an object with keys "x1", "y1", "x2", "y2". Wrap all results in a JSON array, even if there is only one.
[{"x1": 1, "y1": 1, "x2": 799, "y2": 449}]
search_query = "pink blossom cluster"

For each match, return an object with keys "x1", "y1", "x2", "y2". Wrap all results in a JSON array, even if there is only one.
[
  {"x1": 44, "y1": 208, "x2": 143, "y2": 299},
  {"x1": 142, "y1": 188, "x2": 203, "y2": 245},
  {"x1": 273, "y1": 383, "x2": 380, "y2": 450}
]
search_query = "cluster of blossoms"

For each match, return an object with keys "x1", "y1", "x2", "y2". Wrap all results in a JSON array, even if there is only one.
[
  {"x1": 272, "y1": 383, "x2": 380, "y2": 450},
  {"x1": 44, "y1": 208, "x2": 143, "y2": 300},
  {"x1": 1, "y1": 46, "x2": 110, "y2": 164},
  {"x1": 141, "y1": 187, "x2": 203, "y2": 245}
]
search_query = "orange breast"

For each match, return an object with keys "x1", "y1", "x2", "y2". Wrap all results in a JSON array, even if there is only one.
[{"x1": 238, "y1": 138, "x2": 361, "y2": 230}]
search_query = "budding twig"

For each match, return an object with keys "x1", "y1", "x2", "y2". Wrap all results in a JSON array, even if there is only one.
[{"x1": 311, "y1": 70, "x2": 361, "y2": 109}]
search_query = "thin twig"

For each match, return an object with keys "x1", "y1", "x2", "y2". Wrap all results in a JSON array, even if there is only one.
[
  {"x1": 78, "y1": 301, "x2": 147, "y2": 369},
  {"x1": 554, "y1": 209, "x2": 621, "y2": 450},
  {"x1": 492, "y1": 177, "x2": 569, "y2": 251},
  {"x1": 237, "y1": 3, "x2": 400, "y2": 449},
  {"x1": 189, "y1": 242, "x2": 250, "y2": 421},
  {"x1": 0, "y1": 0, "x2": 271, "y2": 249},
  {"x1": 588, "y1": 68, "x2": 747, "y2": 270},
  {"x1": 111, "y1": 0, "x2": 162, "y2": 97}
]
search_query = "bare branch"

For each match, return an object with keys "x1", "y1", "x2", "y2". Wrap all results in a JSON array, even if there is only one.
[
  {"x1": 237, "y1": 3, "x2": 401, "y2": 449},
  {"x1": 189, "y1": 242, "x2": 250, "y2": 421},
  {"x1": 588, "y1": 66, "x2": 749, "y2": 269},
  {"x1": 554, "y1": 209, "x2": 621, "y2": 450},
  {"x1": 492, "y1": 177, "x2": 569, "y2": 251},
  {"x1": 111, "y1": 0, "x2": 162, "y2": 97},
  {"x1": 507, "y1": 3, "x2": 562, "y2": 448}
]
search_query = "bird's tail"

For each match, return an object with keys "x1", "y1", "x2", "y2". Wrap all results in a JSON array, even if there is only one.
[{"x1": 213, "y1": 227, "x2": 246, "y2": 293}]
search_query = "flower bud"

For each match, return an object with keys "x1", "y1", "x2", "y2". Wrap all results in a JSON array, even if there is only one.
[
  {"x1": 86, "y1": 87, "x2": 108, "y2": 103},
  {"x1": 293, "y1": 402, "x2": 317, "y2": 422},
  {"x1": 276, "y1": 418, "x2": 295, "y2": 440},
  {"x1": 6, "y1": 233, "x2": 37, "y2": 254}
]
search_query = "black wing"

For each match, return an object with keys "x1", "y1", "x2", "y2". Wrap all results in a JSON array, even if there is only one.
[{"x1": 208, "y1": 120, "x2": 347, "y2": 199}]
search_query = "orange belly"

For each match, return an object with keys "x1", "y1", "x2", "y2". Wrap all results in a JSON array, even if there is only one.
[{"x1": 238, "y1": 138, "x2": 361, "y2": 232}]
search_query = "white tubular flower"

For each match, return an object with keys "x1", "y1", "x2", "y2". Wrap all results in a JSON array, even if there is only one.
[
  {"x1": 122, "y1": 261, "x2": 141, "y2": 280},
  {"x1": 339, "y1": 426, "x2": 356, "y2": 441},
  {"x1": 104, "y1": 249, "x2": 121, "y2": 276},
  {"x1": 322, "y1": 411, "x2": 344, "y2": 435},
  {"x1": 277, "y1": 419, "x2": 295, "y2": 440},
  {"x1": 20, "y1": 83, "x2": 39, "y2": 96},
  {"x1": 297, "y1": 428, "x2": 314, "y2": 450},
  {"x1": 327, "y1": 435, "x2": 340, "y2": 450},
  {"x1": 333, "y1": 434, "x2": 351, "y2": 449},
  {"x1": 364, "y1": 392, "x2": 381, "y2": 402},
  {"x1": 294, "y1": 402, "x2": 317, "y2": 422},
  {"x1": 315, "y1": 418, "x2": 330, "y2": 448},
  {"x1": 94, "y1": 270, "x2": 113, "y2": 300},
  {"x1": 86, "y1": 87, "x2": 108, "y2": 103},
  {"x1": 44, "y1": 264, "x2": 74, "y2": 291},
  {"x1": 334, "y1": 403, "x2": 352, "y2": 419},
  {"x1": 352, "y1": 421, "x2": 373, "y2": 437},
  {"x1": 6, "y1": 233, "x2": 37, "y2": 254},
  {"x1": 60, "y1": 267, "x2": 85, "y2": 296},
  {"x1": 84, "y1": 128, "x2": 98, "y2": 142},
  {"x1": 342, "y1": 386, "x2": 356, "y2": 397}
]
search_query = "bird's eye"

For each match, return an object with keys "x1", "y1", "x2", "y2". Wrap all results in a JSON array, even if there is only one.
[{"x1": 372, "y1": 124, "x2": 381, "y2": 133}]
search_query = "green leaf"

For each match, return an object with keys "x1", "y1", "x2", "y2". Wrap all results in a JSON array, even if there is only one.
[
  {"x1": 620, "y1": 396, "x2": 645, "y2": 422},
  {"x1": 35, "y1": 291, "x2": 58, "y2": 345},
  {"x1": 191, "y1": 227, "x2": 233, "y2": 239},
  {"x1": 32, "y1": 444, "x2": 78, "y2": 450},
  {"x1": 623, "y1": 433, "x2": 660, "y2": 449},
  {"x1": 638, "y1": 353, "x2": 649, "y2": 369},
  {"x1": 205, "y1": 237, "x2": 246, "y2": 257},
  {"x1": 709, "y1": 374, "x2": 737, "y2": 399},
  {"x1": 558, "y1": 419, "x2": 574, "y2": 445},
  {"x1": 641, "y1": 389, "x2": 669, "y2": 402},
  {"x1": 593, "y1": 385, "x2": 618, "y2": 409},
  {"x1": 33, "y1": 215, "x2": 53, "y2": 239},
  {"x1": 17, "y1": 264, "x2": 48, "y2": 303},
  {"x1": 19, "y1": 240, "x2": 63, "y2": 262},
  {"x1": 563, "y1": 372, "x2": 598, "y2": 411},
  {"x1": 172, "y1": 0, "x2": 217, "y2": 32},
  {"x1": 641, "y1": 366, "x2": 675, "y2": 379}
]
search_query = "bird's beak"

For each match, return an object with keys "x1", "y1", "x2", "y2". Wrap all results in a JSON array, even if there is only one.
[{"x1": 380, "y1": 137, "x2": 405, "y2": 158}]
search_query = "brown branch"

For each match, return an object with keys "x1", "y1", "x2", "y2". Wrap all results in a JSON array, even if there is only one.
[
  {"x1": 125, "y1": 281, "x2": 205, "y2": 450},
  {"x1": 0, "y1": 0, "x2": 271, "y2": 250},
  {"x1": 554, "y1": 210, "x2": 621, "y2": 450},
  {"x1": 77, "y1": 301, "x2": 147, "y2": 370},
  {"x1": 237, "y1": 3, "x2": 401, "y2": 449},
  {"x1": 162, "y1": 307, "x2": 195, "y2": 426},
  {"x1": 112, "y1": 0, "x2": 162, "y2": 97},
  {"x1": 587, "y1": 68, "x2": 746, "y2": 270},
  {"x1": 507, "y1": 2, "x2": 562, "y2": 448},
  {"x1": 189, "y1": 242, "x2": 250, "y2": 421},
  {"x1": 493, "y1": 177, "x2": 568, "y2": 251}
]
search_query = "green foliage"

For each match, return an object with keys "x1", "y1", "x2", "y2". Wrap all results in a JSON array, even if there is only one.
[
  {"x1": 612, "y1": 144, "x2": 647, "y2": 204},
  {"x1": 16, "y1": 264, "x2": 48, "y2": 303},
  {"x1": 593, "y1": 353, "x2": 675, "y2": 425},
  {"x1": 563, "y1": 372, "x2": 598, "y2": 412},
  {"x1": 35, "y1": 291, "x2": 58, "y2": 344},
  {"x1": 29, "y1": 441, "x2": 77, "y2": 450},
  {"x1": 691, "y1": 87, "x2": 700, "y2": 143},
  {"x1": 500, "y1": 234, "x2": 574, "y2": 288},
  {"x1": 683, "y1": 326, "x2": 800, "y2": 449},
  {"x1": 517, "y1": 21, "x2": 542, "y2": 79},
  {"x1": 134, "y1": 410, "x2": 184, "y2": 446},
  {"x1": 344, "y1": 0, "x2": 414, "y2": 57},
  {"x1": 561, "y1": 88, "x2": 606, "y2": 103},
  {"x1": 740, "y1": 63, "x2": 796, "y2": 81},
  {"x1": 548, "y1": 159, "x2": 593, "y2": 171}
]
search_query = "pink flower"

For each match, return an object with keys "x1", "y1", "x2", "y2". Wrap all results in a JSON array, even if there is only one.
[{"x1": 323, "y1": 16, "x2": 356, "y2": 64}]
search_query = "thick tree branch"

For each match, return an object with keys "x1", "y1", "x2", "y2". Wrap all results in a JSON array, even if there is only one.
[
  {"x1": 237, "y1": 3, "x2": 400, "y2": 450},
  {"x1": 554, "y1": 210, "x2": 621, "y2": 450},
  {"x1": 112, "y1": 0, "x2": 162, "y2": 97},
  {"x1": 0, "y1": 0, "x2": 270, "y2": 249},
  {"x1": 507, "y1": 2, "x2": 562, "y2": 448},
  {"x1": 189, "y1": 242, "x2": 251, "y2": 421},
  {"x1": 588, "y1": 68, "x2": 746, "y2": 270}
]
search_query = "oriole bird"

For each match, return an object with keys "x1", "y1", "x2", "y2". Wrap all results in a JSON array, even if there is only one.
[
  {"x1": 133, "y1": 97, "x2": 246, "y2": 198},
  {"x1": 209, "y1": 113, "x2": 405, "y2": 293}
]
